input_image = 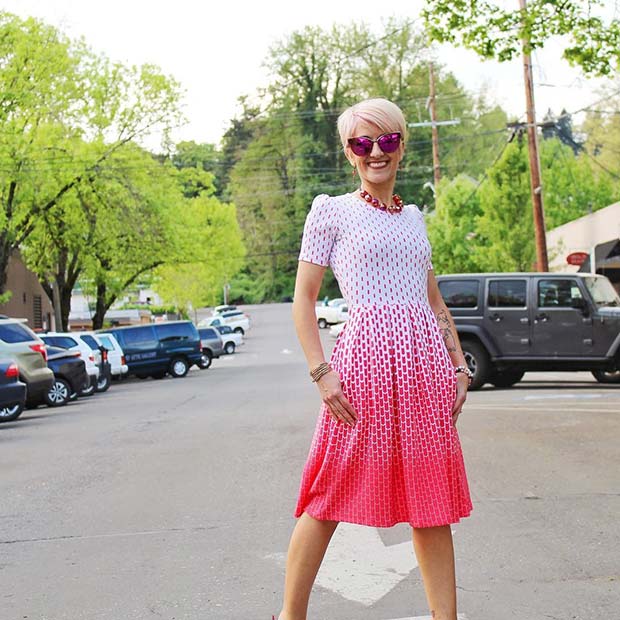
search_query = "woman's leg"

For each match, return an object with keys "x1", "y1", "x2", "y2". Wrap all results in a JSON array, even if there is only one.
[
  {"x1": 412, "y1": 525, "x2": 457, "y2": 620},
  {"x1": 277, "y1": 512, "x2": 339, "y2": 620}
]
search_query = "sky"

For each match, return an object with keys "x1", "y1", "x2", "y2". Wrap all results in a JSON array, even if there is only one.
[{"x1": 2, "y1": 0, "x2": 615, "y2": 147}]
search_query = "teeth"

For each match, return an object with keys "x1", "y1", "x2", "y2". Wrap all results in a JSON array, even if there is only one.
[{"x1": 368, "y1": 162, "x2": 388, "y2": 168}]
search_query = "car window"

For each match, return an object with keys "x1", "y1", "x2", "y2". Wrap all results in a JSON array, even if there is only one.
[
  {"x1": 43, "y1": 335, "x2": 79, "y2": 348},
  {"x1": 79, "y1": 334, "x2": 100, "y2": 350},
  {"x1": 217, "y1": 325, "x2": 232, "y2": 334},
  {"x1": 199, "y1": 328, "x2": 217, "y2": 338},
  {"x1": 0, "y1": 322, "x2": 36, "y2": 343},
  {"x1": 210, "y1": 318, "x2": 221, "y2": 326},
  {"x1": 538, "y1": 279, "x2": 583, "y2": 308},
  {"x1": 438, "y1": 280, "x2": 479, "y2": 308},
  {"x1": 222, "y1": 311, "x2": 243, "y2": 318},
  {"x1": 154, "y1": 322, "x2": 195, "y2": 342},
  {"x1": 488, "y1": 280, "x2": 527, "y2": 307},
  {"x1": 97, "y1": 335, "x2": 115, "y2": 349},
  {"x1": 121, "y1": 326, "x2": 156, "y2": 346}
]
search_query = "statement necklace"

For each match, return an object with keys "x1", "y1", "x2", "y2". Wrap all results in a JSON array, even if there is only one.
[{"x1": 359, "y1": 189, "x2": 404, "y2": 214}]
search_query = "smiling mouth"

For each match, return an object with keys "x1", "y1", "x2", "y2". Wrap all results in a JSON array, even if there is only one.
[{"x1": 367, "y1": 161, "x2": 389, "y2": 169}]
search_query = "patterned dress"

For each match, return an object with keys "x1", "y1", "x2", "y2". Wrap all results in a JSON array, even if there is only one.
[{"x1": 294, "y1": 193, "x2": 473, "y2": 528}]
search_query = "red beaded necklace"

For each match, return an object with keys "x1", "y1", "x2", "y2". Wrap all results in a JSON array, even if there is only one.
[{"x1": 359, "y1": 188, "x2": 404, "y2": 214}]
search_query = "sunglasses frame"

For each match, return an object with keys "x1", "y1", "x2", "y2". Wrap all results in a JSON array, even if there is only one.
[{"x1": 347, "y1": 132, "x2": 402, "y2": 157}]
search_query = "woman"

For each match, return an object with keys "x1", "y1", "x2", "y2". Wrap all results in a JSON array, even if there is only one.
[{"x1": 275, "y1": 98, "x2": 473, "y2": 620}]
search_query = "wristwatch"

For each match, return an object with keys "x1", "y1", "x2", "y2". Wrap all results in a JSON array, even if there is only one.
[{"x1": 454, "y1": 365, "x2": 474, "y2": 384}]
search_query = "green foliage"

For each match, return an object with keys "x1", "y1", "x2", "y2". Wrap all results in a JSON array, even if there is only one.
[
  {"x1": 426, "y1": 175, "x2": 484, "y2": 274},
  {"x1": 423, "y1": 0, "x2": 620, "y2": 75}
]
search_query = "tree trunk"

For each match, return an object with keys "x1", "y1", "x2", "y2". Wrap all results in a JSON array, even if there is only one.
[
  {"x1": 0, "y1": 237, "x2": 11, "y2": 297},
  {"x1": 92, "y1": 282, "x2": 108, "y2": 330}
]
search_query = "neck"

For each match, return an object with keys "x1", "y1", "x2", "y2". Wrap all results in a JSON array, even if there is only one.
[{"x1": 359, "y1": 181, "x2": 396, "y2": 205}]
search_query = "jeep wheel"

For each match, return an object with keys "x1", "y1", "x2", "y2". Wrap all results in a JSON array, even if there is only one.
[
  {"x1": 591, "y1": 370, "x2": 620, "y2": 384},
  {"x1": 461, "y1": 340, "x2": 490, "y2": 391},
  {"x1": 224, "y1": 341, "x2": 236, "y2": 355},
  {"x1": 96, "y1": 372, "x2": 111, "y2": 393},
  {"x1": 317, "y1": 318, "x2": 328, "y2": 329},
  {"x1": 490, "y1": 370, "x2": 525, "y2": 388},
  {"x1": 169, "y1": 357, "x2": 190, "y2": 378},
  {"x1": 233, "y1": 327, "x2": 245, "y2": 335}
]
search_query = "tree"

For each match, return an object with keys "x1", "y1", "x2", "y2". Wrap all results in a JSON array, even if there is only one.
[
  {"x1": 423, "y1": 1, "x2": 620, "y2": 76},
  {"x1": 474, "y1": 139, "x2": 536, "y2": 271},
  {"x1": 0, "y1": 11, "x2": 183, "y2": 302}
]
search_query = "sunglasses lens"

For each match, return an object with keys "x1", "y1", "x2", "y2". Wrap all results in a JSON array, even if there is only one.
[
  {"x1": 349, "y1": 137, "x2": 373, "y2": 156},
  {"x1": 377, "y1": 133, "x2": 401, "y2": 153}
]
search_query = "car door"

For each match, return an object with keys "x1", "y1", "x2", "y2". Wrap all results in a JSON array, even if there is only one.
[
  {"x1": 531, "y1": 277, "x2": 592, "y2": 357},
  {"x1": 121, "y1": 326, "x2": 158, "y2": 371},
  {"x1": 484, "y1": 278, "x2": 530, "y2": 356}
]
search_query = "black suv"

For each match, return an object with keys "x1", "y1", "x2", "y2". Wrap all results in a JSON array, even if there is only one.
[
  {"x1": 436, "y1": 272, "x2": 620, "y2": 389},
  {"x1": 103, "y1": 321, "x2": 202, "y2": 379}
]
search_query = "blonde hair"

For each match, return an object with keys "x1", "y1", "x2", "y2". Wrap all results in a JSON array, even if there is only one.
[{"x1": 337, "y1": 98, "x2": 407, "y2": 149}]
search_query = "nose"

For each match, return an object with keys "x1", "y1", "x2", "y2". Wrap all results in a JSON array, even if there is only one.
[{"x1": 370, "y1": 140, "x2": 383, "y2": 157}]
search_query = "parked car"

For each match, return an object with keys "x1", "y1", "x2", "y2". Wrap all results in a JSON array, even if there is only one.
[
  {"x1": 212, "y1": 305, "x2": 238, "y2": 315},
  {"x1": 197, "y1": 327, "x2": 224, "y2": 369},
  {"x1": 96, "y1": 332, "x2": 128, "y2": 378},
  {"x1": 0, "y1": 317, "x2": 53, "y2": 407},
  {"x1": 0, "y1": 360, "x2": 27, "y2": 423},
  {"x1": 315, "y1": 303, "x2": 349, "y2": 329},
  {"x1": 329, "y1": 321, "x2": 346, "y2": 339},
  {"x1": 214, "y1": 324, "x2": 243, "y2": 354},
  {"x1": 44, "y1": 346, "x2": 89, "y2": 407},
  {"x1": 72, "y1": 332, "x2": 113, "y2": 392},
  {"x1": 103, "y1": 321, "x2": 202, "y2": 379},
  {"x1": 201, "y1": 312, "x2": 250, "y2": 335},
  {"x1": 436, "y1": 272, "x2": 620, "y2": 389},
  {"x1": 40, "y1": 334, "x2": 98, "y2": 396}
]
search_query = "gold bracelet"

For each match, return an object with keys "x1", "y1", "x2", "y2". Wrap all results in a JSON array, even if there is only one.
[{"x1": 310, "y1": 362, "x2": 332, "y2": 382}]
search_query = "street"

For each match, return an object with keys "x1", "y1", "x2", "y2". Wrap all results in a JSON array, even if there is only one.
[{"x1": 1, "y1": 303, "x2": 619, "y2": 620}]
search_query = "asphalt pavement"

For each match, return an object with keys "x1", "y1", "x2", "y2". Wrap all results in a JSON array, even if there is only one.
[{"x1": 1, "y1": 303, "x2": 618, "y2": 620}]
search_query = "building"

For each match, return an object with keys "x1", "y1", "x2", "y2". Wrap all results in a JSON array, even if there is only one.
[
  {"x1": 0, "y1": 250, "x2": 55, "y2": 331},
  {"x1": 547, "y1": 201, "x2": 620, "y2": 293}
]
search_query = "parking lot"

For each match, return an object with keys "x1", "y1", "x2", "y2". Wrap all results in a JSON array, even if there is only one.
[{"x1": 1, "y1": 303, "x2": 619, "y2": 620}]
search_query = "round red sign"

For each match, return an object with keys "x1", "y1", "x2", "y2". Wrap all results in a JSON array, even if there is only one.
[{"x1": 566, "y1": 251, "x2": 589, "y2": 266}]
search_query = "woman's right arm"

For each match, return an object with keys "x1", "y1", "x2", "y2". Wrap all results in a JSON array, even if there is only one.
[{"x1": 292, "y1": 261, "x2": 357, "y2": 427}]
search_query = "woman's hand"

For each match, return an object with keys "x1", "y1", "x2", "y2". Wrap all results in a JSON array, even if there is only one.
[
  {"x1": 451, "y1": 373, "x2": 469, "y2": 426},
  {"x1": 317, "y1": 371, "x2": 357, "y2": 427}
]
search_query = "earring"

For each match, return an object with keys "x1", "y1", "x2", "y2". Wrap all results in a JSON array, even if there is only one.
[{"x1": 351, "y1": 165, "x2": 357, "y2": 177}]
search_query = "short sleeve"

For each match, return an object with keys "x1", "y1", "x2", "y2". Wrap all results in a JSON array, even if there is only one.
[{"x1": 298, "y1": 194, "x2": 338, "y2": 267}]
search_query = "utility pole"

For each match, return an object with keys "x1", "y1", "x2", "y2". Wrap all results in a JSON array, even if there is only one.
[
  {"x1": 519, "y1": 0, "x2": 549, "y2": 271},
  {"x1": 429, "y1": 63, "x2": 441, "y2": 189},
  {"x1": 408, "y1": 63, "x2": 460, "y2": 196}
]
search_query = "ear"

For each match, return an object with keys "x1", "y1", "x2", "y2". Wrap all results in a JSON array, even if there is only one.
[{"x1": 344, "y1": 147, "x2": 356, "y2": 168}]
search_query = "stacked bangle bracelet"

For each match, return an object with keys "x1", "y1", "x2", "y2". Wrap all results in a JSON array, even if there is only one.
[{"x1": 310, "y1": 362, "x2": 332, "y2": 383}]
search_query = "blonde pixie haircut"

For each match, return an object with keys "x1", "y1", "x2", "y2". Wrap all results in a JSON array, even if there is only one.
[{"x1": 337, "y1": 98, "x2": 408, "y2": 149}]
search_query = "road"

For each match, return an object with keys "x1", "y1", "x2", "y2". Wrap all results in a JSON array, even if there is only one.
[{"x1": 1, "y1": 303, "x2": 619, "y2": 620}]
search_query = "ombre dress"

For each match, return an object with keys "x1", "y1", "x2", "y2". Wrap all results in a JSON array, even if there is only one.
[{"x1": 294, "y1": 193, "x2": 472, "y2": 528}]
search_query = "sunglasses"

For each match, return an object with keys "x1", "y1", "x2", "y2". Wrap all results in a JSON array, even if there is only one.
[{"x1": 347, "y1": 132, "x2": 402, "y2": 157}]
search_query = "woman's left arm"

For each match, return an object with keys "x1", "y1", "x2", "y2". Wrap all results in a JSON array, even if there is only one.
[{"x1": 427, "y1": 270, "x2": 470, "y2": 425}]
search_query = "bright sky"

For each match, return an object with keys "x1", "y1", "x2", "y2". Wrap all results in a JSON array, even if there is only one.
[{"x1": 3, "y1": 0, "x2": 613, "y2": 146}]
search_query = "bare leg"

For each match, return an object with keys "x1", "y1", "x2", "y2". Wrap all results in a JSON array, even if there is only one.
[
  {"x1": 276, "y1": 512, "x2": 339, "y2": 620},
  {"x1": 412, "y1": 525, "x2": 457, "y2": 620}
]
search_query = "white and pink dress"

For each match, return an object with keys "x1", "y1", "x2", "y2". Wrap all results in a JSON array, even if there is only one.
[{"x1": 294, "y1": 192, "x2": 473, "y2": 528}]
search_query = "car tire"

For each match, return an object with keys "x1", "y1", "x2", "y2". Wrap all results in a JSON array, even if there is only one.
[
  {"x1": 224, "y1": 342, "x2": 236, "y2": 355},
  {"x1": 233, "y1": 327, "x2": 245, "y2": 335},
  {"x1": 317, "y1": 318, "x2": 328, "y2": 329},
  {"x1": 0, "y1": 403, "x2": 24, "y2": 423},
  {"x1": 461, "y1": 340, "x2": 490, "y2": 391},
  {"x1": 96, "y1": 372, "x2": 111, "y2": 393},
  {"x1": 169, "y1": 357, "x2": 190, "y2": 378},
  {"x1": 591, "y1": 370, "x2": 620, "y2": 384},
  {"x1": 198, "y1": 351, "x2": 212, "y2": 370},
  {"x1": 45, "y1": 378, "x2": 71, "y2": 407},
  {"x1": 490, "y1": 370, "x2": 525, "y2": 388},
  {"x1": 79, "y1": 380, "x2": 96, "y2": 397}
]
